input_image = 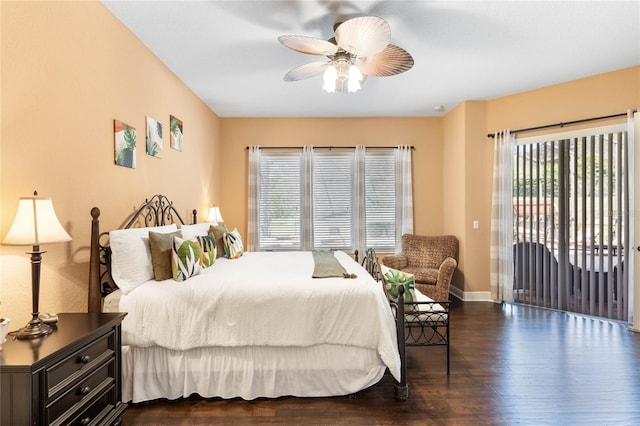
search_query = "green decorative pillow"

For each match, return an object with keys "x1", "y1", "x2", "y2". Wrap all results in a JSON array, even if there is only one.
[
  {"x1": 171, "y1": 236, "x2": 202, "y2": 281},
  {"x1": 381, "y1": 265, "x2": 416, "y2": 304},
  {"x1": 208, "y1": 225, "x2": 228, "y2": 258},
  {"x1": 149, "y1": 230, "x2": 182, "y2": 280},
  {"x1": 196, "y1": 235, "x2": 217, "y2": 268},
  {"x1": 224, "y1": 228, "x2": 244, "y2": 259}
]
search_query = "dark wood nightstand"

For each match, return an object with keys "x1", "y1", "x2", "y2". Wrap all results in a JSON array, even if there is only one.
[{"x1": 0, "y1": 313, "x2": 127, "y2": 425}]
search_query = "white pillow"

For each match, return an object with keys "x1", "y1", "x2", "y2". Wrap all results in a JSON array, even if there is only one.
[
  {"x1": 180, "y1": 222, "x2": 213, "y2": 240},
  {"x1": 110, "y1": 224, "x2": 178, "y2": 294}
]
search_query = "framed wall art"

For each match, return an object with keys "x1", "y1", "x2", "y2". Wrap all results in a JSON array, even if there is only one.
[
  {"x1": 114, "y1": 119, "x2": 136, "y2": 169},
  {"x1": 170, "y1": 115, "x2": 183, "y2": 151},
  {"x1": 146, "y1": 116, "x2": 163, "y2": 158}
]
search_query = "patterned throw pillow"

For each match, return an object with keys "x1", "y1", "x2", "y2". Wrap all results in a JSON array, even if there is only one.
[
  {"x1": 196, "y1": 235, "x2": 217, "y2": 268},
  {"x1": 171, "y1": 236, "x2": 202, "y2": 281},
  {"x1": 381, "y1": 265, "x2": 416, "y2": 304},
  {"x1": 223, "y1": 228, "x2": 244, "y2": 259}
]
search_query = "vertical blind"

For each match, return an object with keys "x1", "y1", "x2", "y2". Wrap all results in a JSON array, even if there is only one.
[{"x1": 513, "y1": 124, "x2": 629, "y2": 321}]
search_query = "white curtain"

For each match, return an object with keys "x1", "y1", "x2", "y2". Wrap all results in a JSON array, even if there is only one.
[
  {"x1": 354, "y1": 145, "x2": 366, "y2": 255},
  {"x1": 490, "y1": 130, "x2": 515, "y2": 302},
  {"x1": 395, "y1": 145, "x2": 414, "y2": 249},
  {"x1": 629, "y1": 110, "x2": 639, "y2": 331},
  {"x1": 247, "y1": 146, "x2": 261, "y2": 251},
  {"x1": 302, "y1": 145, "x2": 314, "y2": 251}
]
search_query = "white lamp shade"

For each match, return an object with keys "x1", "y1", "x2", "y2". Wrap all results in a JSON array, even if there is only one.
[
  {"x1": 207, "y1": 206, "x2": 224, "y2": 225},
  {"x1": 348, "y1": 65, "x2": 363, "y2": 93},
  {"x1": 3, "y1": 195, "x2": 72, "y2": 245},
  {"x1": 322, "y1": 64, "x2": 337, "y2": 93}
]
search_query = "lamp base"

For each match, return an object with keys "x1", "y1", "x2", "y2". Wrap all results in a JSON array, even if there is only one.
[{"x1": 16, "y1": 316, "x2": 53, "y2": 340}]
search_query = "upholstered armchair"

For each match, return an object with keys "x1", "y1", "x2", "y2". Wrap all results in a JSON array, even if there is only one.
[{"x1": 381, "y1": 234, "x2": 459, "y2": 300}]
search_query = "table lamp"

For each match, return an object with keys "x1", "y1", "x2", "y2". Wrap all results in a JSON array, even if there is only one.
[
  {"x1": 207, "y1": 206, "x2": 224, "y2": 225},
  {"x1": 3, "y1": 191, "x2": 72, "y2": 339}
]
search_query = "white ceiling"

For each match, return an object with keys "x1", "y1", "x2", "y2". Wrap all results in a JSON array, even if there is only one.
[{"x1": 102, "y1": 1, "x2": 640, "y2": 118}]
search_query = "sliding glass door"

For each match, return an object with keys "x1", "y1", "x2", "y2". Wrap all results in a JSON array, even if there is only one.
[{"x1": 513, "y1": 124, "x2": 630, "y2": 321}]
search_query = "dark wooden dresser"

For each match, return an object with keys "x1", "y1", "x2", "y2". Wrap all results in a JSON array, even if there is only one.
[{"x1": 0, "y1": 313, "x2": 127, "y2": 425}]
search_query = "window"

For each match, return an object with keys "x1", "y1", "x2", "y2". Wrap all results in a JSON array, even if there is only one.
[
  {"x1": 258, "y1": 153, "x2": 302, "y2": 250},
  {"x1": 364, "y1": 151, "x2": 395, "y2": 248},
  {"x1": 313, "y1": 151, "x2": 354, "y2": 250},
  {"x1": 254, "y1": 147, "x2": 407, "y2": 252}
]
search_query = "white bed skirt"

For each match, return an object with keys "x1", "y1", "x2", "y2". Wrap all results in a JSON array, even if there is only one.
[{"x1": 121, "y1": 344, "x2": 388, "y2": 402}]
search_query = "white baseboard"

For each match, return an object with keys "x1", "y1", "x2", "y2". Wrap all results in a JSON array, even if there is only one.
[{"x1": 449, "y1": 285, "x2": 494, "y2": 302}]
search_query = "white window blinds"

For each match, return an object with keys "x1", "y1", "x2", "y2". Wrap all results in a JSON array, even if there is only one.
[
  {"x1": 254, "y1": 147, "x2": 408, "y2": 252},
  {"x1": 258, "y1": 152, "x2": 302, "y2": 250},
  {"x1": 365, "y1": 151, "x2": 396, "y2": 251},
  {"x1": 313, "y1": 151, "x2": 354, "y2": 250}
]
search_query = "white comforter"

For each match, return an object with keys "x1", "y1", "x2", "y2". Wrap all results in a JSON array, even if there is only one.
[{"x1": 117, "y1": 251, "x2": 401, "y2": 380}]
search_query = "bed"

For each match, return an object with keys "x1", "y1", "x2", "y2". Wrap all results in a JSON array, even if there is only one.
[{"x1": 88, "y1": 195, "x2": 402, "y2": 402}]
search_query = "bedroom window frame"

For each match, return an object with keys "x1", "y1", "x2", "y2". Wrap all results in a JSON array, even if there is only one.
[
  {"x1": 255, "y1": 147, "x2": 401, "y2": 252},
  {"x1": 313, "y1": 150, "x2": 355, "y2": 251},
  {"x1": 256, "y1": 151, "x2": 304, "y2": 251}
]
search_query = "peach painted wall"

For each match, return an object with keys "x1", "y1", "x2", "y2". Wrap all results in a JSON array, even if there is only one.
[
  {"x1": 442, "y1": 101, "x2": 490, "y2": 294},
  {"x1": 463, "y1": 101, "x2": 492, "y2": 295},
  {"x1": 441, "y1": 103, "x2": 467, "y2": 290},
  {"x1": 488, "y1": 67, "x2": 639, "y2": 132},
  {"x1": 219, "y1": 117, "x2": 443, "y2": 241},
  {"x1": 0, "y1": 1, "x2": 220, "y2": 325}
]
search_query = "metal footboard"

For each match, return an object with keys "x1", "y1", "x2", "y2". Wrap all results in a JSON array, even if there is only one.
[{"x1": 360, "y1": 248, "x2": 451, "y2": 401}]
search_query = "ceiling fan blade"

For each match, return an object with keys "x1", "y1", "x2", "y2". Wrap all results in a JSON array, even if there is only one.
[
  {"x1": 334, "y1": 16, "x2": 390, "y2": 57},
  {"x1": 356, "y1": 44, "x2": 414, "y2": 77},
  {"x1": 278, "y1": 35, "x2": 338, "y2": 56},
  {"x1": 283, "y1": 61, "x2": 329, "y2": 82}
]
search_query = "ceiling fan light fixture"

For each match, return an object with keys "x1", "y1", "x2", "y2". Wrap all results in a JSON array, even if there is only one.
[{"x1": 323, "y1": 57, "x2": 362, "y2": 94}]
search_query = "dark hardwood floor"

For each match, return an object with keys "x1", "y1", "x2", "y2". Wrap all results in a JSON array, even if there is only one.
[{"x1": 122, "y1": 299, "x2": 640, "y2": 425}]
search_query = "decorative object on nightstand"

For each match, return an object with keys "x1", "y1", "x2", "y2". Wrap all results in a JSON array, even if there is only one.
[{"x1": 2, "y1": 191, "x2": 72, "y2": 339}]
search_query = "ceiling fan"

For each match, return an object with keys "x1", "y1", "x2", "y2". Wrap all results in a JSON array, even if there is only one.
[{"x1": 278, "y1": 16, "x2": 414, "y2": 93}]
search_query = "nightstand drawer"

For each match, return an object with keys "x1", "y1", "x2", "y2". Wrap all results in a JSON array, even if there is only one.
[
  {"x1": 65, "y1": 385, "x2": 117, "y2": 426},
  {"x1": 47, "y1": 330, "x2": 115, "y2": 398},
  {"x1": 47, "y1": 357, "x2": 115, "y2": 425}
]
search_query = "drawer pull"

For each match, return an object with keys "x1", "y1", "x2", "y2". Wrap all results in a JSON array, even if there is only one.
[
  {"x1": 80, "y1": 417, "x2": 91, "y2": 426},
  {"x1": 80, "y1": 386, "x2": 91, "y2": 395},
  {"x1": 80, "y1": 355, "x2": 91, "y2": 364}
]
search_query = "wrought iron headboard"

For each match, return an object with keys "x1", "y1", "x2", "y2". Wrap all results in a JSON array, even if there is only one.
[{"x1": 88, "y1": 194, "x2": 197, "y2": 313}]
